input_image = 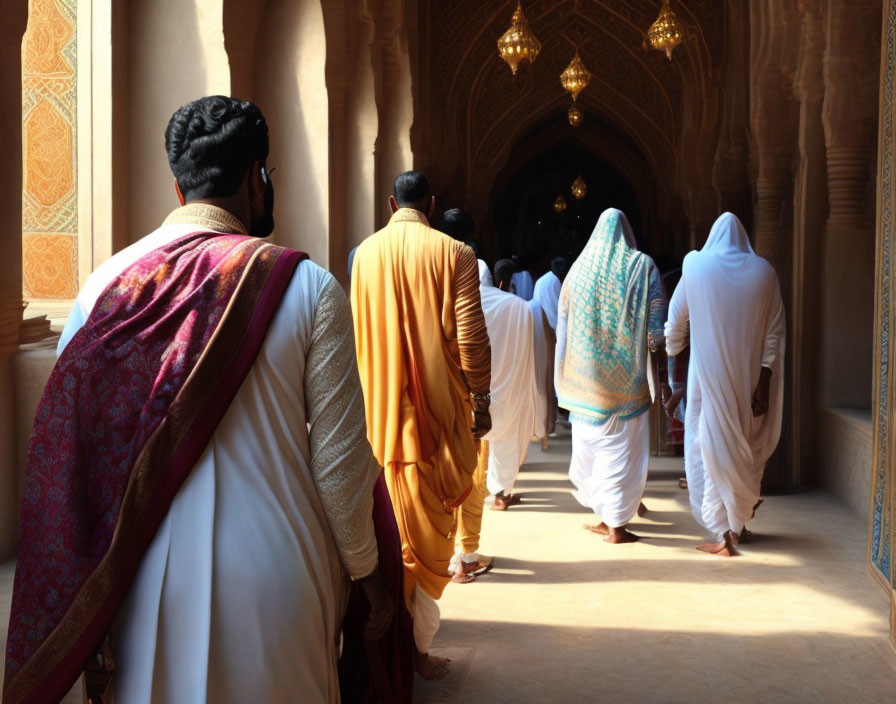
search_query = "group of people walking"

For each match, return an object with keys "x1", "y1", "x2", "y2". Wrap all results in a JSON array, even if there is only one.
[{"x1": 2, "y1": 95, "x2": 785, "y2": 704}]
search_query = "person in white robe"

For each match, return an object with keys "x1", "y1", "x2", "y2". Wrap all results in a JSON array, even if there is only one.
[
  {"x1": 478, "y1": 258, "x2": 494, "y2": 286},
  {"x1": 555, "y1": 209, "x2": 667, "y2": 544},
  {"x1": 57, "y1": 97, "x2": 390, "y2": 703},
  {"x1": 483, "y1": 260, "x2": 537, "y2": 510},
  {"x1": 511, "y1": 262, "x2": 535, "y2": 300},
  {"x1": 529, "y1": 258, "x2": 567, "y2": 446},
  {"x1": 664, "y1": 212, "x2": 785, "y2": 556}
]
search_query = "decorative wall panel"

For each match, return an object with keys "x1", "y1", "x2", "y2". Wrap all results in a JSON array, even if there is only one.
[
  {"x1": 870, "y1": 0, "x2": 896, "y2": 650},
  {"x1": 21, "y1": 0, "x2": 78, "y2": 300}
]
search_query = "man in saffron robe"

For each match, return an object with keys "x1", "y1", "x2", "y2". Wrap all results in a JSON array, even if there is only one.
[
  {"x1": 665, "y1": 213, "x2": 785, "y2": 557},
  {"x1": 4, "y1": 96, "x2": 395, "y2": 704},
  {"x1": 352, "y1": 173, "x2": 491, "y2": 680}
]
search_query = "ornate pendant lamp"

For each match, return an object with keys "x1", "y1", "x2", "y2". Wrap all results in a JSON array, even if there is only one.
[
  {"x1": 568, "y1": 104, "x2": 584, "y2": 127},
  {"x1": 553, "y1": 195, "x2": 568, "y2": 213},
  {"x1": 571, "y1": 173, "x2": 587, "y2": 200},
  {"x1": 647, "y1": 0, "x2": 685, "y2": 60},
  {"x1": 497, "y1": 1, "x2": 542, "y2": 75},
  {"x1": 560, "y1": 51, "x2": 592, "y2": 102}
]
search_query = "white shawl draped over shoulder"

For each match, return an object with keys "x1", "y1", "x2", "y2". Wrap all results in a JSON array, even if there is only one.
[{"x1": 665, "y1": 212, "x2": 785, "y2": 537}]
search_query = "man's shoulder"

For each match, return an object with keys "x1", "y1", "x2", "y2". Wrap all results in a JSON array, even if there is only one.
[{"x1": 361, "y1": 221, "x2": 468, "y2": 258}]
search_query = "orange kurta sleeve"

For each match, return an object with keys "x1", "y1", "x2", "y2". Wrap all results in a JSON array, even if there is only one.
[{"x1": 453, "y1": 245, "x2": 491, "y2": 397}]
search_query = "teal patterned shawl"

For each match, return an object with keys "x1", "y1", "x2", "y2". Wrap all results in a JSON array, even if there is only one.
[{"x1": 555, "y1": 209, "x2": 666, "y2": 425}]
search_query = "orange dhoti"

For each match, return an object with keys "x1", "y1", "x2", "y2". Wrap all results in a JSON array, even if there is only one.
[
  {"x1": 455, "y1": 441, "x2": 489, "y2": 556},
  {"x1": 385, "y1": 459, "x2": 467, "y2": 605}
]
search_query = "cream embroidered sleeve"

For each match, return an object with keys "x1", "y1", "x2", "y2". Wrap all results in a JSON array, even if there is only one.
[{"x1": 305, "y1": 275, "x2": 380, "y2": 580}]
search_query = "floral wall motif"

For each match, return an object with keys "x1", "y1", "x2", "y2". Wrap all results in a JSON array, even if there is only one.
[
  {"x1": 21, "y1": 0, "x2": 78, "y2": 300},
  {"x1": 870, "y1": 0, "x2": 896, "y2": 650}
]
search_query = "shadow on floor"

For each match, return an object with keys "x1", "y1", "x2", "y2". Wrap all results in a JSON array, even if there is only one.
[
  {"x1": 469, "y1": 553, "x2": 826, "y2": 586},
  {"x1": 417, "y1": 625, "x2": 896, "y2": 703}
]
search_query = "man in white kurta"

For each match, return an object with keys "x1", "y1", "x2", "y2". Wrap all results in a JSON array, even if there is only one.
[
  {"x1": 529, "y1": 259, "x2": 565, "y2": 444},
  {"x1": 665, "y1": 212, "x2": 785, "y2": 556},
  {"x1": 57, "y1": 97, "x2": 387, "y2": 703},
  {"x1": 451, "y1": 261, "x2": 536, "y2": 579},
  {"x1": 511, "y1": 266, "x2": 535, "y2": 300},
  {"x1": 481, "y1": 265, "x2": 537, "y2": 507}
]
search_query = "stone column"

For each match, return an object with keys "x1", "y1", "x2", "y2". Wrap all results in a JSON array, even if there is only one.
[
  {"x1": 819, "y1": 0, "x2": 882, "y2": 408},
  {"x1": 373, "y1": 0, "x2": 415, "y2": 229},
  {"x1": 749, "y1": 0, "x2": 801, "y2": 490},
  {"x1": 712, "y1": 0, "x2": 752, "y2": 229},
  {"x1": 789, "y1": 0, "x2": 826, "y2": 486},
  {"x1": 0, "y1": 0, "x2": 28, "y2": 560}
]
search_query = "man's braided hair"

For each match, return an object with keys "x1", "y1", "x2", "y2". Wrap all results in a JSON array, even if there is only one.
[{"x1": 165, "y1": 95, "x2": 269, "y2": 200}]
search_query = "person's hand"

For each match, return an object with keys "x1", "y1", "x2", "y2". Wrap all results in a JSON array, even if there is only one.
[
  {"x1": 472, "y1": 399, "x2": 491, "y2": 439},
  {"x1": 359, "y1": 569, "x2": 394, "y2": 640},
  {"x1": 84, "y1": 636, "x2": 115, "y2": 704},
  {"x1": 664, "y1": 388, "x2": 685, "y2": 418},
  {"x1": 752, "y1": 367, "x2": 772, "y2": 417}
]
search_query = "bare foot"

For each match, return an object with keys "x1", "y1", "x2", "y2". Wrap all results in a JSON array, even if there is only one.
[
  {"x1": 605, "y1": 526, "x2": 639, "y2": 543},
  {"x1": 541, "y1": 437, "x2": 549, "y2": 451},
  {"x1": 584, "y1": 522, "x2": 610, "y2": 535},
  {"x1": 696, "y1": 530, "x2": 740, "y2": 557},
  {"x1": 637, "y1": 502, "x2": 648, "y2": 517},
  {"x1": 414, "y1": 649, "x2": 451, "y2": 680},
  {"x1": 490, "y1": 492, "x2": 509, "y2": 511}
]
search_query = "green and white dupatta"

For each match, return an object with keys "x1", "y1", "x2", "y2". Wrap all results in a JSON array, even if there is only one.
[{"x1": 555, "y1": 208, "x2": 666, "y2": 425}]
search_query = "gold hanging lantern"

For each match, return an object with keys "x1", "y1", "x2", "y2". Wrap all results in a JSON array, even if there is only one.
[
  {"x1": 647, "y1": 0, "x2": 685, "y2": 60},
  {"x1": 568, "y1": 104, "x2": 584, "y2": 126},
  {"x1": 553, "y1": 195, "x2": 568, "y2": 213},
  {"x1": 497, "y1": 1, "x2": 542, "y2": 75},
  {"x1": 571, "y1": 173, "x2": 587, "y2": 200},
  {"x1": 560, "y1": 51, "x2": 592, "y2": 102}
]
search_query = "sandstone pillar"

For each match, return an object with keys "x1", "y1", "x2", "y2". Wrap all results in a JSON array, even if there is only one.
[
  {"x1": 712, "y1": 0, "x2": 752, "y2": 230},
  {"x1": 749, "y1": 0, "x2": 801, "y2": 490},
  {"x1": 0, "y1": 0, "x2": 29, "y2": 560},
  {"x1": 819, "y1": 0, "x2": 881, "y2": 409},
  {"x1": 789, "y1": 0, "x2": 826, "y2": 486}
]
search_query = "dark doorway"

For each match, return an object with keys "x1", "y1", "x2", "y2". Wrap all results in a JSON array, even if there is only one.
[{"x1": 492, "y1": 144, "x2": 643, "y2": 277}]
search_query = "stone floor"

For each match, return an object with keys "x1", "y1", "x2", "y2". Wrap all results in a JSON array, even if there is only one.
[
  {"x1": 416, "y1": 431, "x2": 896, "y2": 704},
  {"x1": 3, "y1": 431, "x2": 895, "y2": 703}
]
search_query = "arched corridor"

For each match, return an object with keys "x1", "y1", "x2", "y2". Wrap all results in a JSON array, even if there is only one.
[{"x1": 2, "y1": 0, "x2": 896, "y2": 701}]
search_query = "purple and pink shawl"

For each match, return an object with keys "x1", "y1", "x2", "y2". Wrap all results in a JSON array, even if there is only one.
[{"x1": 3, "y1": 232, "x2": 306, "y2": 704}]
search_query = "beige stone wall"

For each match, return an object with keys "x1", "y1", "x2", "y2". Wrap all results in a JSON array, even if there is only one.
[
  {"x1": 127, "y1": 0, "x2": 231, "y2": 244},
  {"x1": 819, "y1": 408, "x2": 873, "y2": 520},
  {"x1": 255, "y1": 0, "x2": 331, "y2": 264},
  {"x1": 0, "y1": 0, "x2": 29, "y2": 561}
]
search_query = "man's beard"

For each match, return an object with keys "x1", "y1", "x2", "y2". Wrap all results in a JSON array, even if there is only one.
[{"x1": 249, "y1": 214, "x2": 274, "y2": 238}]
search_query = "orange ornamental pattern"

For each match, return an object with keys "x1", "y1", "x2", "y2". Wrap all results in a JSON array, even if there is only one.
[{"x1": 22, "y1": 0, "x2": 78, "y2": 301}]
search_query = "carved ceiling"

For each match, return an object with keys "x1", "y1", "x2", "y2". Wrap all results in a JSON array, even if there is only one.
[{"x1": 412, "y1": 0, "x2": 726, "y2": 251}]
